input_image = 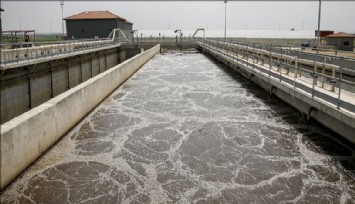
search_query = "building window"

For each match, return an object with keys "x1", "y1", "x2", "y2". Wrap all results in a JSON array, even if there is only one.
[{"x1": 343, "y1": 41, "x2": 349, "y2": 46}]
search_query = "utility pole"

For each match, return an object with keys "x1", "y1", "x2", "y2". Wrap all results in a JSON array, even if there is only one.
[
  {"x1": 60, "y1": 0, "x2": 64, "y2": 40},
  {"x1": 50, "y1": 20, "x2": 53, "y2": 34},
  {"x1": 20, "y1": 17, "x2": 23, "y2": 30},
  {"x1": 316, "y1": 0, "x2": 322, "y2": 49}
]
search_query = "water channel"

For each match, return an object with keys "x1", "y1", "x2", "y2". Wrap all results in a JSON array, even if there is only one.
[{"x1": 1, "y1": 51, "x2": 354, "y2": 203}]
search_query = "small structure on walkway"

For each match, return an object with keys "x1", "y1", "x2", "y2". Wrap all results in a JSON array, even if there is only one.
[
  {"x1": 326, "y1": 32, "x2": 355, "y2": 51},
  {"x1": 65, "y1": 10, "x2": 133, "y2": 39},
  {"x1": 2, "y1": 30, "x2": 36, "y2": 43}
]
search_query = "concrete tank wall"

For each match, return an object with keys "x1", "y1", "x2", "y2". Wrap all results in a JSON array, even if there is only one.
[
  {"x1": 0, "y1": 44, "x2": 160, "y2": 190},
  {"x1": 0, "y1": 47, "x2": 142, "y2": 124}
]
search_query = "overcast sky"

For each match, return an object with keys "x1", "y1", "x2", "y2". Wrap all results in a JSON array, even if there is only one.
[{"x1": 1, "y1": 1, "x2": 355, "y2": 34}]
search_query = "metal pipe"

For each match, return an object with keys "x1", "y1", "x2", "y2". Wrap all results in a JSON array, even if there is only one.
[
  {"x1": 307, "y1": 107, "x2": 317, "y2": 122},
  {"x1": 321, "y1": 58, "x2": 326, "y2": 88},
  {"x1": 49, "y1": 62, "x2": 54, "y2": 98},
  {"x1": 312, "y1": 54, "x2": 316, "y2": 98},
  {"x1": 26, "y1": 67, "x2": 32, "y2": 109},
  {"x1": 337, "y1": 57, "x2": 343, "y2": 109},
  {"x1": 66, "y1": 58, "x2": 70, "y2": 89},
  {"x1": 79, "y1": 56, "x2": 82, "y2": 83},
  {"x1": 104, "y1": 49, "x2": 107, "y2": 70},
  {"x1": 279, "y1": 50, "x2": 283, "y2": 82},
  {"x1": 90, "y1": 54, "x2": 93, "y2": 78},
  {"x1": 269, "y1": 45, "x2": 271, "y2": 77},
  {"x1": 293, "y1": 53, "x2": 299, "y2": 91},
  {"x1": 98, "y1": 52, "x2": 101, "y2": 73},
  {"x1": 252, "y1": 44, "x2": 255, "y2": 69}
]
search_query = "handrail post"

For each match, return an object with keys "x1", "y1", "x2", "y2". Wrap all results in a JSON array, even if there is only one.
[
  {"x1": 313, "y1": 54, "x2": 318, "y2": 85},
  {"x1": 337, "y1": 57, "x2": 343, "y2": 109},
  {"x1": 232, "y1": 44, "x2": 235, "y2": 61},
  {"x1": 293, "y1": 52, "x2": 299, "y2": 91},
  {"x1": 285, "y1": 50, "x2": 290, "y2": 75},
  {"x1": 331, "y1": 65, "x2": 336, "y2": 92},
  {"x1": 321, "y1": 58, "x2": 326, "y2": 88},
  {"x1": 312, "y1": 54, "x2": 317, "y2": 98},
  {"x1": 269, "y1": 45, "x2": 272, "y2": 77},
  {"x1": 279, "y1": 49, "x2": 282, "y2": 82},
  {"x1": 246, "y1": 44, "x2": 249, "y2": 63},
  {"x1": 252, "y1": 44, "x2": 255, "y2": 69},
  {"x1": 236, "y1": 43, "x2": 239, "y2": 63}
]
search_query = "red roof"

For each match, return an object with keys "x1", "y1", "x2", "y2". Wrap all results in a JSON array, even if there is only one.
[
  {"x1": 64, "y1": 11, "x2": 127, "y2": 22},
  {"x1": 327, "y1": 32, "x2": 355, "y2": 38}
]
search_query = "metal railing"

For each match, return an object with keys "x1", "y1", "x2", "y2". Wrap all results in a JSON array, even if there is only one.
[
  {"x1": 211, "y1": 39, "x2": 355, "y2": 71},
  {"x1": 0, "y1": 37, "x2": 127, "y2": 67},
  {"x1": 199, "y1": 39, "x2": 355, "y2": 113},
  {"x1": 129, "y1": 36, "x2": 200, "y2": 44}
]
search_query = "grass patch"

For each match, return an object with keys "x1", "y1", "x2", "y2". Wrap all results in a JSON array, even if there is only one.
[{"x1": 2, "y1": 34, "x2": 63, "y2": 43}]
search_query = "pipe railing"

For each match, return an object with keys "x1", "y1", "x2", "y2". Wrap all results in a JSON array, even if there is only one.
[
  {"x1": 132, "y1": 36, "x2": 200, "y2": 44},
  {"x1": 198, "y1": 39, "x2": 355, "y2": 112},
  {"x1": 207, "y1": 39, "x2": 355, "y2": 68},
  {"x1": 1, "y1": 38, "x2": 126, "y2": 67},
  {"x1": 229, "y1": 39, "x2": 355, "y2": 70}
]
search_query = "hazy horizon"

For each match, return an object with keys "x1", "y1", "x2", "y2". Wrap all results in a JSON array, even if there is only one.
[{"x1": 1, "y1": 1, "x2": 355, "y2": 35}]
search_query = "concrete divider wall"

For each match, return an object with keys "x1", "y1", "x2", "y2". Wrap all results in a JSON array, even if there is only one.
[{"x1": 0, "y1": 44, "x2": 160, "y2": 190}]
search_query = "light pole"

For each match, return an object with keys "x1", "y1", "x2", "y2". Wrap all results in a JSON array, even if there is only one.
[
  {"x1": 224, "y1": 0, "x2": 227, "y2": 41},
  {"x1": 19, "y1": 17, "x2": 23, "y2": 30},
  {"x1": 60, "y1": 0, "x2": 64, "y2": 40},
  {"x1": 316, "y1": 0, "x2": 322, "y2": 49},
  {"x1": 50, "y1": 20, "x2": 53, "y2": 34}
]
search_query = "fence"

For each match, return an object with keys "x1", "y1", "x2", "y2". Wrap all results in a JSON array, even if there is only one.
[
  {"x1": 0, "y1": 38, "x2": 127, "y2": 67},
  {"x1": 199, "y1": 39, "x2": 355, "y2": 113}
]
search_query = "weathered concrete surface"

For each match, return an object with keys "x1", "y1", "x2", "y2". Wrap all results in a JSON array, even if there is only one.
[
  {"x1": 0, "y1": 45, "x2": 160, "y2": 190},
  {"x1": 1, "y1": 51, "x2": 354, "y2": 203}
]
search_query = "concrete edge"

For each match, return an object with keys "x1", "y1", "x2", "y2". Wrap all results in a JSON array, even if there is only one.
[{"x1": 0, "y1": 44, "x2": 161, "y2": 190}]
